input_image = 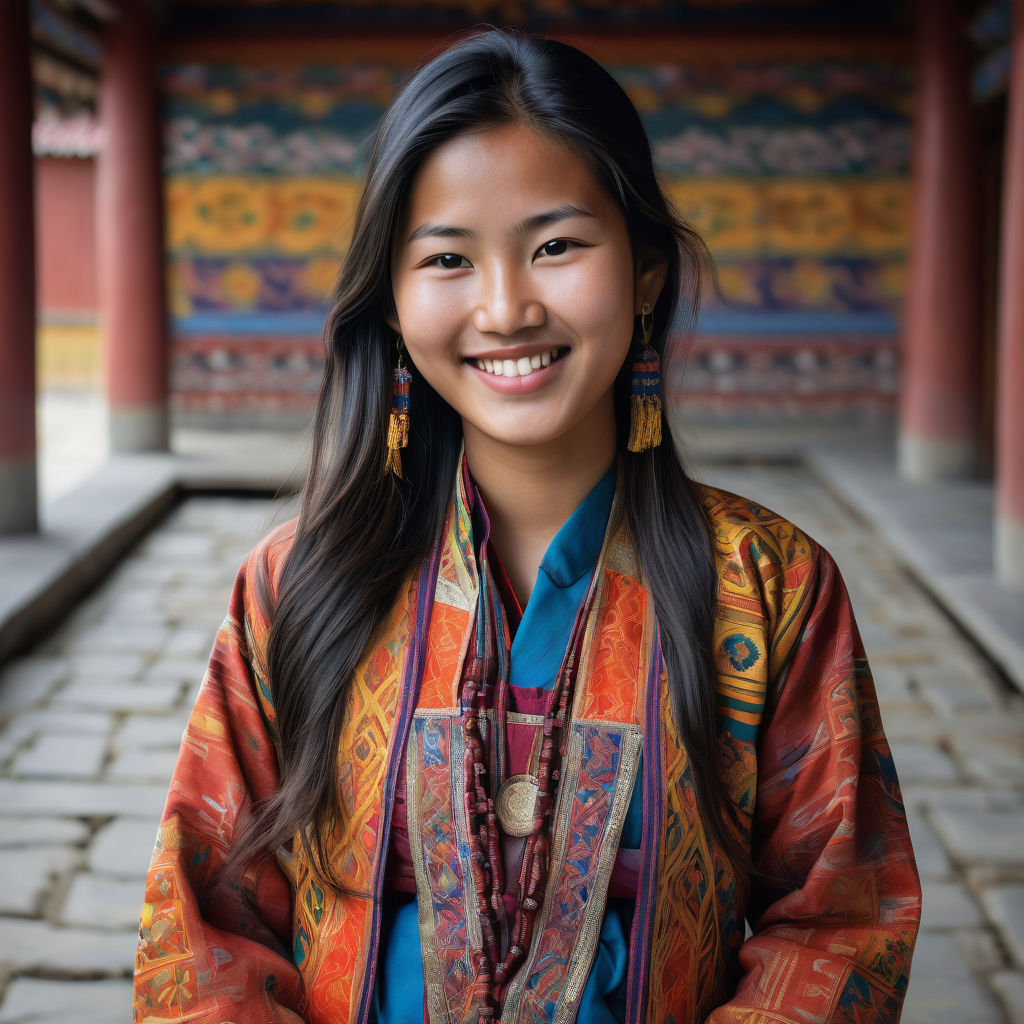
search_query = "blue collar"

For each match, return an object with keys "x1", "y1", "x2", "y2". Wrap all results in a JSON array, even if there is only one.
[
  {"x1": 464, "y1": 463, "x2": 616, "y2": 690},
  {"x1": 537, "y1": 467, "x2": 616, "y2": 590}
]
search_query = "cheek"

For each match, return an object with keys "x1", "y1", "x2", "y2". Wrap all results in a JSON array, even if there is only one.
[
  {"x1": 395, "y1": 274, "x2": 464, "y2": 325},
  {"x1": 396, "y1": 308, "x2": 467, "y2": 407},
  {"x1": 555, "y1": 260, "x2": 635, "y2": 347},
  {"x1": 393, "y1": 280, "x2": 462, "y2": 356}
]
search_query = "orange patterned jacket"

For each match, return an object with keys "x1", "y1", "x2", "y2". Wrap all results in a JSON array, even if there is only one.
[{"x1": 133, "y1": 479, "x2": 921, "y2": 1024}]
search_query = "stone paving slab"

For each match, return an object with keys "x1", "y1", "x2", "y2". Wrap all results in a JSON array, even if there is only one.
[
  {"x1": 87, "y1": 818, "x2": 159, "y2": 878},
  {"x1": 0, "y1": 918, "x2": 138, "y2": 974},
  {"x1": 981, "y1": 886, "x2": 1024, "y2": 969},
  {"x1": 69, "y1": 623, "x2": 171, "y2": 654},
  {"x1": 887, "y1": 737, "x2": 962, "y2": 784},
  {"x1": 139, "y1": 656, "x2": 212, "y2": 686},
  {"x1": 992, "y1": 972, "x2": 1024, "y2": 1024},
  {"x1": 955, "y1": 733, "x2": 1024, "y2": 787},
  {"x1": 0, "y1": 977, "x2": 132, "y2": 1024},
  {"x1": 957, "y1": 927, "x2": 1010, "y2": 974},
  {"x1": 51, "y1": 678, "x2": 182, "y2": 713},
  {"x1": 0, "y1": 846, "x2": 80, "y2": 916},
  {"x1": 1, "y1": 479, "x2": 1022, "y2": 1020},
  {"x1": 902, "y1": 932, "x2": 1005, "y2": 1023},
  {"x1": 113, "y1": 711, "x2": 189, "y2": 748},
  {"x1": 11, "y1": 731, "x2": 108, "y2": 780},
  {"x1": 163, "y1": 625, "x2": 218, "y2": 659},
  {"x1": 61, "y1": 873, "x2": 146, "y2": 930},
  {"x1": 916, "y1": 664, "x2": 1006, "y2": 716},
  {"x1": 0, "y1": 780, "x2": 171, "y2": 818},
  {"x1": 905, "y1": 810, "x2": 953, "y2": 879},
  {"x1": 67, "y1": 652, "x2": 150, "y2": 680},
  {"x1": 930, "y1": 802, "x2": 1024, "y2": 867},
  {"x1": 0, "y1": 818, "x2": 90, "y2": 848},
  {"x1": 105, "y1": 745, "x2": 180, "y2": 783},
  {"x1": 919, "y1": 880, "x2": 983, "y2": 930},
  {"x1": 0, "y1": 659, "x2": 70, "y2": 715},
  {"x1": 0, "y1": 709, "x2": 116, "y2": 762}
]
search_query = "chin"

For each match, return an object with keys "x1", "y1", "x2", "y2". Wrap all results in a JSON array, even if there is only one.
[{"x1": 485, "y1": 426, "x2": 581, "y2": 451}]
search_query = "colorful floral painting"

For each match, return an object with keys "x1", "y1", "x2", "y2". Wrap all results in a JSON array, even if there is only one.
[{"x1": 162, "y1": 50, "x2": 911, "y2": 424}]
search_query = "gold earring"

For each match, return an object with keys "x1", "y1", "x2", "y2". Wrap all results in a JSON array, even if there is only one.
[{"x1": 627, "y1": 302, "x2": 662, "y2": 452}]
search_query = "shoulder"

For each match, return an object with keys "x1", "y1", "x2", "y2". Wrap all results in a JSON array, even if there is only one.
[
  {"x1": 693, "y1": 481, "x2": 818, "y2": 588},
  {"x1": 230, "y1": 517, "x2": 298, "y2": 724},
  {"x1": 693, "y1": 482, "x2": 824, "y2": 674},
  {"x1": 242, "y1": 517, "x2": 299, "y2": 598},
  {"x1": 235, "y1": 516, "x2": 299, "y2": 638}
]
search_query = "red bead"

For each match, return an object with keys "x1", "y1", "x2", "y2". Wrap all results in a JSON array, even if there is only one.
[{"x1": 448, "y1": 570, "x2": 598, "y2": 1018}]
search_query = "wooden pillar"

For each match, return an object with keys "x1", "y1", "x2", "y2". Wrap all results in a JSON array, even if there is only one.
[
  {"x1": 995, "y1": 0, "x2": 1024, "y2": 590},
  {"x1": 0, "y1": 0, "x2": 39, "y2": 533},
  {"x1": 97, "y1": 0, "x2": 168, "y2": 452},
  {"x1": 900, "y1": 0, "x2": 984, "y2": 482}
]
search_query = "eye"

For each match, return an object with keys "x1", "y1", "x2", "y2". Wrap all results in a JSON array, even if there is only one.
[
  {"x1": 429, "y1": 253, "x2": 470, "y2": 270},
  {"x1": 537, "y1": 239, "x2": 571, "y2": 258}
]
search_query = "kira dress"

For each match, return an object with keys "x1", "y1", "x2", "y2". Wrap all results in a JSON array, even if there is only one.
[{"x1": 132, "y1": 458, "x2": 921, "y2": 1024}]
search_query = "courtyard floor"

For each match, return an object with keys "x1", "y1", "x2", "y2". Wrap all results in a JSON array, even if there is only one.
[{"x1": 0, "y1": 459, "x2": 1022, "y2": 1021}]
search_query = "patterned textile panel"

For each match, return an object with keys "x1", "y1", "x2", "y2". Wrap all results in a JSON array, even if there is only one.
[{"x1": 162, "y1": 52, "x2": 910, "y2": 424}]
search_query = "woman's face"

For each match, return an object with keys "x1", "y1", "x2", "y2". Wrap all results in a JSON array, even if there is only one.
[{"x1": 389, "y1": 123, "x2": 663, "y2": 460}]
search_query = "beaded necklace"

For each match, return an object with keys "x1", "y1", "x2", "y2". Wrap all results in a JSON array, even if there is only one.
[{"x1": 459, "y1": 535, "x2": 599, "y2": 1021}]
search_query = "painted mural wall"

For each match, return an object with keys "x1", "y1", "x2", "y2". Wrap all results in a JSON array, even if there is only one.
[{"x1": 162, "y1": 43, "x2": 911, "y2": 426}]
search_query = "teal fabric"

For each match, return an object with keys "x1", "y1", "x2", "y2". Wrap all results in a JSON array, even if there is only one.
[
  {"x1": 508, "y1": 467, "x2": 616, "y2": 689},
  {"x1": 375, "y1": 467, "x2": 637, "y2": 1022},
  {"x1": 374, "y1": 898, "x2": 424, "y2": 1023},
  {"x1": 374, "y1": 898, "x2": 633, "y2": 1022}
]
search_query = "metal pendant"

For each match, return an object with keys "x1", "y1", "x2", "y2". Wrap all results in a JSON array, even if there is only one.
[{"x1": 495, "y1": 774, "x2": 539, "y2": 837}]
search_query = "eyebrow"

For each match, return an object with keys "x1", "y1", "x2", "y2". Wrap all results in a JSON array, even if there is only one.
[{"x1": 406, "y1": 204, "x2": 596, "y2": 244}]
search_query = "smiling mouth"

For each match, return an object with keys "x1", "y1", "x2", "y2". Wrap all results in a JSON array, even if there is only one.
[{"x1": 471, "y1": 347, "x2": 568, "y2": 379}]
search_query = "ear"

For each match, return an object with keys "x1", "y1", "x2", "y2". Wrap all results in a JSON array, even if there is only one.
[
  {"x1": 385, "y1": 308, "x2": 401, "y2": 334},
  {"x1": 634, "y1": 252, "x2": 668, "y2": 314}
]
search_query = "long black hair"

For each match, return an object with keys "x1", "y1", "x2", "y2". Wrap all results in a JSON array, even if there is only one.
[{"x1": 232, "y1": 29, "x2": 736, "y2": 882}]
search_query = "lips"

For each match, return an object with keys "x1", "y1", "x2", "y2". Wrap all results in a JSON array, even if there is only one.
[{"x1": 471, "y1": 347, "x2": 566, "y2": 379}]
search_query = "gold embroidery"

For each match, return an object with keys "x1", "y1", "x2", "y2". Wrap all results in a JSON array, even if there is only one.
[
  {"x1": 559, "y1": 727, "x2": 643, "y2": 1022},
  {"x1": 407, "y1": 720, "x2": 452, "y2": 1024}
]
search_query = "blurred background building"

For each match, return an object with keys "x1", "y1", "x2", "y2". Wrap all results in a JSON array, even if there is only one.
[{"x1": 1, "y1": 0, "x2": 1022, "y2": 588}]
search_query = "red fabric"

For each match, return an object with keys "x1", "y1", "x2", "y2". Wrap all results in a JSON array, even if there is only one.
[
  {"x1": 704, "y1": 549, "x2": 922, "y2": 1023},
  {"x1": 132, "y1": 488, "x2": 921, "y2": 1024}
]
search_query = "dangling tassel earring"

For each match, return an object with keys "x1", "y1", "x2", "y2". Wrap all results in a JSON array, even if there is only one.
[
  {"x1": 386, "y1": 341, "x2": 411, "y2": 478},
  {"x1": 627, "y1": 302, "x2": 663, "y2": 452}
]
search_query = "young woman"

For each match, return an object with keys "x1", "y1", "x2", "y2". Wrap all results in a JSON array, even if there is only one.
[{"x1": 133, "y1": 30, "x2": 920, "y2": 1024}]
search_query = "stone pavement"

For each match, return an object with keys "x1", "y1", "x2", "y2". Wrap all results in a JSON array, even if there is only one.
[{"x1": 0, "y1": 465, "x2": 1022, "y2": 1022}]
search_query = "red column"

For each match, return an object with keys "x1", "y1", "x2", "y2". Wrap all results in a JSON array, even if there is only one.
[
  {"x1": 995, "y1": 0, "x2": 1024, "y2": 589},
  {"x1": 0, "y1": 0, "x2": 38, "y2": 533},
  {"x1": 899, "y1": 0, "x2": 984, "y2": 481},
  {"x1": 97, "y1": 0, "x2": 168, "y2": 451}
]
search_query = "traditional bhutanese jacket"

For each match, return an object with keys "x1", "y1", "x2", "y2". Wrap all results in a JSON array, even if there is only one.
[{"x1": 133, "y1": 477, "x2": 921, "y2": 1024}]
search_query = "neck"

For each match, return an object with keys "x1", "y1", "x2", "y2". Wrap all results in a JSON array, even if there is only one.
[{"x1": 463, "y1": 416, "x2": 616, "y2": 604}]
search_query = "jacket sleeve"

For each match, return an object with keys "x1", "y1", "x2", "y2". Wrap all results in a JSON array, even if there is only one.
[
  {"x1": 707, "y1": 543, "x2": 921, "y2": 1024},
  {"x1": 133, "y1": 531, "x2": 306, "y2": 1023}
]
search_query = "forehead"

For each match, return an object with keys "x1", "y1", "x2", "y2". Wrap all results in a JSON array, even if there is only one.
[{"x1": 401, "y1": 123, "x2": 616, "y2": 232}]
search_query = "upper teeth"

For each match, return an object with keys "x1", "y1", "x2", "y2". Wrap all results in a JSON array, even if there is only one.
[{"x1": 475, "y1": 349, "x2": 558, "y2": 377}]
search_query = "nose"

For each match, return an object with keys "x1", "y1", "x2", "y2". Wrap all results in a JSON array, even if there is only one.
[{"x1": 471, "y1": 264, "x2": 546, "y2": 336}]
